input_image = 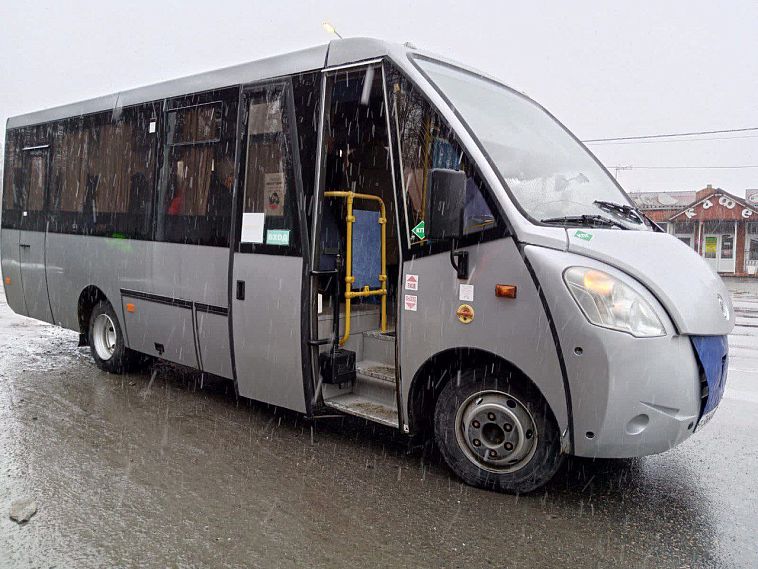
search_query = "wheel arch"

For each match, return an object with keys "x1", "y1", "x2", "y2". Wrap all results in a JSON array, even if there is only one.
[
  {"x1": 406, "y1": 347, "x2": 558, "y2": 437},
  {"x1": 77, "y1": 285, "x2": 110, "y2": 344}
]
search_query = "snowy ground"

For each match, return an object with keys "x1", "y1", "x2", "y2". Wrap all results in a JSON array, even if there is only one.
[{"x1": 0, "y1": 284, "x2": 757, "y2": 568}]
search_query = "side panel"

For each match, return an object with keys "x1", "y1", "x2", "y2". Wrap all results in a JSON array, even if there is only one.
[
  {"x1": 232, "y1": 253, "x2": 305, "y2": 413},
  {"x1": 45, "y1": 234, "x2": 232, "y2": 377},
  {"x1": 1, "y1": 228, "x2": 27, "y2": 315},
  {"x1": 121, "y1": 293, "x2": 198, "y2": 369},
  {"x1": 399, "y1": 237, "x2": 569, "y2": 434},
  {"x1": 196, "y1": 309, "x2": 233, "y2": 378}
]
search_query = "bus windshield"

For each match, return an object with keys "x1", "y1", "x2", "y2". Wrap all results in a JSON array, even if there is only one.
[{"x1": 416, "y1": 58, "x2": 647, "y2": 228}]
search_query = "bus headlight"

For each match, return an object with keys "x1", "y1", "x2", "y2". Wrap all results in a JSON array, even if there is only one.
[{"x1": 563, "y1": 267, "x2": 666, "y2": 338}]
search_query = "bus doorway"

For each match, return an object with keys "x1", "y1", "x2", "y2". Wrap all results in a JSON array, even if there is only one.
[{"x1": 312, "y1": 63, "x2": 401, "y2": 427}]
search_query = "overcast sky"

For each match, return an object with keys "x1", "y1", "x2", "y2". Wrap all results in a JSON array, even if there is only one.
[{"x1": 1, "y1": 1, "x2": 756, "y2": 196}]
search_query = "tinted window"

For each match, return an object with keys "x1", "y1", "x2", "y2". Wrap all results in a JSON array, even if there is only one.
[
  {"x1": 292, "y1": 72, "x2": 320, "y2": 205},
  {"x1": 169, "y1": 102, "x2": 222, "y2": 144},
  {"x1": 387, "y1": 66, "x2": 498, "y2": 248},
  {"x1": 156, "y1": 88, "x2": 239, "y2": 247},
  {"x1": 2, "y1": 130, "x2": 23, "y2": 227},
  {"x1": 237, "y1": 84, "x2": 300, "y2": 254},
  {"x1": 2, "y1": 125, "x2": 52, "y2": 231},
  {"x1": 48, "y1": 102, "x2": 158, "y2": 239}
]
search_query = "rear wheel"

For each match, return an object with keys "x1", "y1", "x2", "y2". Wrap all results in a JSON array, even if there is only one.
[
  {"x1": 88, "y1": 301, "x2": 141, "y2": 373},
  {"x1": 434, "y1": 368, "x2": 564, "y2": 493}
]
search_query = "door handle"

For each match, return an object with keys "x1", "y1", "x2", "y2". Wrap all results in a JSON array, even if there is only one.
[
  {"x1": 19, "y1": 243, "x2": 31, "y2": 248},
  {"x1": 236, "y1": 280, "x2": 245, "y2": 300}
]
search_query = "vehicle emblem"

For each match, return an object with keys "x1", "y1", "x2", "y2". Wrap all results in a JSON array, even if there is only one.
[{"x1": 717, "y1": 295, "x2": 729, "y2": 320}]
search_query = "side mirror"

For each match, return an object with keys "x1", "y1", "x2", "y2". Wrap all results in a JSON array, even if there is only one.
[
  {"x1": 425, "y1": 168, "x2": 466, "y2": 241},
  {"x1": 425, "y1": 168, "x2": 469, "y2": 280}
]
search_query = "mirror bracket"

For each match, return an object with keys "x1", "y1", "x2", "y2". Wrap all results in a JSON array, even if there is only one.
[{"x1": 449, "y1": 239, "x2": 469, "y2": 280}]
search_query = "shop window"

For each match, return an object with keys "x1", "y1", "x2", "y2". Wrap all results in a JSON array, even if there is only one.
[
  {"x1": 156, "y1": 88, "x2": 238, "y2": 247},
  {"x1": 748, "y1": 223, "x2": 758, "y2": 261},
  {"x1": 721, "y1": 234, "x2": 734, "y2": 259},
  {"x1": 704, "y1": 236, "x2": 718, "y2": 259},
  {"x1": 673, "y1": 221, "x2": 696, "y2": 234}
]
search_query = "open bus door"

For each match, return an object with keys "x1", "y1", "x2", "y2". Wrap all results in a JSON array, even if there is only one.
[
  {"x1": 309, "y1": 63, "x2": 402, "y2": 427},
  {"x1": 231, "y1": 80, "x2": 310, "y2": 413}
]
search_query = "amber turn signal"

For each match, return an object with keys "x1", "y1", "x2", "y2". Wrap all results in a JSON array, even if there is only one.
[
  {"x1": 495, "y1": 284, "x2": 517, "y2": 299},
  {"x1": 3, "y1": 276, "x2": 10, "y2": 286},
  {"x1": 126, "y1": 303, "x2": 136, "y2": 313}
]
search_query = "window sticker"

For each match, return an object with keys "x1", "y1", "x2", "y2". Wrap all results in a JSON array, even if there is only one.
[
  {"x1": 266, "y1": 229, "x2": 290, "y2": 246},
  {"x1": 405, "y1": 274, "x2": 419, "y2": 291},
  {"x1": 411, "y1": 220, "x2": 426, "y2": 240},
  {"x1": 404, "y1": 294, "x2": 418, "y2": 311},
  {"x1": 459, "y1": 284, "x2": 474, "y2": 302},
  {"x1": 241, "y1": 212, "x2": 265, "y2": 243},
  {"x1": 574, "y1": 229, "x2": 593, "y2": 241},
  {"x1": 264, "y1": 172, "x2": 286, "y2": 217}
]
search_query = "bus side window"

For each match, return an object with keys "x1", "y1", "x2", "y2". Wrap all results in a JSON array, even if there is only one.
[
  {"x1": 389, "y1": 69, "x2": 498, "y2": 245},
  {"x1": 238, "y1": 84, "x2": 299, "y2": 253},
  {"x1": 47, "y1": 104, "x2": 158, "y2": 239},
  {"x1": 156, "y1": 87, "x2": 238, "y2": 247}
]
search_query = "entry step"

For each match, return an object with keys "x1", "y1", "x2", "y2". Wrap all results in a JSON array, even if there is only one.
[
  {"x1": 361, "y1": 330, "x2": 395, "y2": 366},
  {"x1": 363, "y1": 329, "x2": 396, "y2": 340},
  {"x1": 356, "y1": 361, "x2": 395, "y2": 383},
  {"x1": 324, "y1": 393, "x2": 398, "y2": 427}
]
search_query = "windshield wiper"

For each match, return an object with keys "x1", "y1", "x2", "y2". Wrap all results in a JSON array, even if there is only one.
[
  {"x1": 593, "y1": 200, "x2": 646, "y2": 225},
  {"x1": 541, "y1": 214, "x2": 627, "y2": 229}
]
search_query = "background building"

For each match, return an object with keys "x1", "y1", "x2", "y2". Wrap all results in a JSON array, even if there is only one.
[{"x1": 631, "y1": 185, "x2": 758, "y2": 276}]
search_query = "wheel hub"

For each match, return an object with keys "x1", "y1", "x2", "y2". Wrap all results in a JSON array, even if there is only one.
[
  {"x1": 92, "y1": 313, "x2": 117, "y2": 361},
  {"x1": 455, "y1": 391, "x2": 538, "y2": 473}
]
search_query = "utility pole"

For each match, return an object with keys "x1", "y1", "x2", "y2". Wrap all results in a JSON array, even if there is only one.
[{"x1": 610, "y1": 165, "x2": 633, "y2": 180}]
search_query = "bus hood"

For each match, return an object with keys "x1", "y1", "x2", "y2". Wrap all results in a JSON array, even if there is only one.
[{"x1": 565, "y1": 229, "x2": 735, "y2": 336}]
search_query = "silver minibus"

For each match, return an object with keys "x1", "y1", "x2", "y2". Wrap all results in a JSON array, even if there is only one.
[{"x1": 1, "y1": 38, "x2": 734, "y2": 492}]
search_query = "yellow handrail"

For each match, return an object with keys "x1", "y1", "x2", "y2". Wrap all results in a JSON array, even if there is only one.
[{"x1": 323, "y1": 190, "x2": 387, "y2": 346}]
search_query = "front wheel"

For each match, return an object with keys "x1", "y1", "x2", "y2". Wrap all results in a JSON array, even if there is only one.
[
  {"x1": 434, "y1": 369, "x2": 564, "y2": 493},
  {"x1": 88, "y1": 301, "x2": 142, "y2": 373}
]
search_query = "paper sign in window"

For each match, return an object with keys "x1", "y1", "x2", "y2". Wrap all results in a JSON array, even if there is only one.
[
  {"x1": 241, "y1": 212, "x2": 265, "y2": 243},
  {"x1": 264, "y1": 172, "x2": 286, "y2": 217}
]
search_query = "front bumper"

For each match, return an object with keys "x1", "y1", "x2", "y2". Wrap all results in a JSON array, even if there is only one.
[{"x1": 570, "y1": 330, "x2": 702, "y2": 458}]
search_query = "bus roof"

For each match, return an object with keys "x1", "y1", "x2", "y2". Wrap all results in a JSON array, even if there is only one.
[{"x1": 6, "y1": 38, "x2": 404, "y2": 130}]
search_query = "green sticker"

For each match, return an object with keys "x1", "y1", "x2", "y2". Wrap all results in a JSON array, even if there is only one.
[
  {"x1": 266, "y1": 229, "x2": 290, "y2": 246},
  {"x1": 411, "y1": 220, "x2": 426, "y2": 240},
  {"x1": 574, "y1": 229, "x2": 593, "y2": 242}
]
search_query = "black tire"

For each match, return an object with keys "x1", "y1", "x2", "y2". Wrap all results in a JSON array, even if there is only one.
[
  {"x1": 434, "y1": 367, "x2": 564, "y2": 494},
  {"x1": 88, "y1": 300, "x2": 142, "y2": 373}
]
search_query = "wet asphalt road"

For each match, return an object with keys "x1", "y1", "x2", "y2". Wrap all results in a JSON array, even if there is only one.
[{"x1": 1, "y1": 285, "x2": 757, "y2": 569}]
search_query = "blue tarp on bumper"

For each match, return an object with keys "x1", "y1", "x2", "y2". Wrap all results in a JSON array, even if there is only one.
[{"x1": 691, "y1": 335, "x2": 729, "y2": 420}]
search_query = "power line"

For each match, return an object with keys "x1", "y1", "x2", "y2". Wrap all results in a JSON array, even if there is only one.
[
  {"x1": 588, "y1": 134, "x2": 758, "y2": 145},
  {"x1": 608, "y1": 165, "x2": 758, "y2": 170},
  {"x1": 583, "y1": 126, "x2": 758, "y2": 143}
]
